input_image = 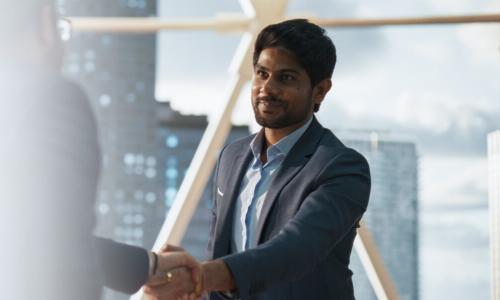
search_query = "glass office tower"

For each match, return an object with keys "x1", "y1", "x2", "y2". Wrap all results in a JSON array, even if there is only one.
[{"x1": 342, "y1": 132, "x2": 420, "y2": 300}]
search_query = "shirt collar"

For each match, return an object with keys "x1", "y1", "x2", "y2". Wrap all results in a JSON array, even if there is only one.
[{"x1": 249, "y1": 117, "x2": 313, "y2": 163}]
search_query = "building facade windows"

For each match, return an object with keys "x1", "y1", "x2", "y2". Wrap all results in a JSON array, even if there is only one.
[
  {"x1": 343, "y1": 135, "x2": 419, "y2": 300},
  {"x1": 165, "y1": 187, "x2": 177, "y2": 207},
  {"x1": 166, "y1": 135, "x2": 179, "y2": 148}
]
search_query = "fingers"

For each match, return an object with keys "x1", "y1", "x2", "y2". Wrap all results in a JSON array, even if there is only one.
[
  {"x1": 155, "y1": 251, "x2": 201, "y2": 283},
  {"x1": 178, "y1": 293, "x2": 200, "y2": 300},
  {"x1": 147, "y1": 265, "x2": 186, "y2": 286},
  {"x1": 144, "y1": 267, "x2": 197, "y2": 300},
  {"x1": 194, "y1": 266, "x2": 204, "y2": 296},
  {"x1": 146, "y1": 271, "x2": 169, "y2": 287},
  {"x1": 190, "y1": 292, "x2": 201, "y2": 300},
  {"x1": 157, "y1": 242, "x2": 199, "y2": 285}
]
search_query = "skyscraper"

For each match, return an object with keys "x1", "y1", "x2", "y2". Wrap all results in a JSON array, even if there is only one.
[
  {"x1": 340, "y1": 131, "x2": 419, "y2": 300},
  {"x1": 488, "y1": 130, "x2": 500, "y2": 300}
]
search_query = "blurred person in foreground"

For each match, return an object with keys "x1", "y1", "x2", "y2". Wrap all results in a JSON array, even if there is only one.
[
  {"x1": 0, "y1": 1, "x2": 201, "y2": 299},
  {"x1": 145, "y1": 19, "x2": 371, "y2": 300}
]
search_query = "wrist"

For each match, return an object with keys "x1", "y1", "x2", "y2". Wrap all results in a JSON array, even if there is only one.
[{"x1": 202, "y1": 259, "x2": 236, "y2": 293}]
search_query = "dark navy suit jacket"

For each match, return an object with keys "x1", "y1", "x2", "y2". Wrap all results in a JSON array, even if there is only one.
[{"x1": 208, "y1": 117, "x2": 371, "y2": 300}]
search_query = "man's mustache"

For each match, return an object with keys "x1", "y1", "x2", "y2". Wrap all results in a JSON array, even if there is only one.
[{"x1": 256, "y1": 96, "x2": 286, "y2": 107}]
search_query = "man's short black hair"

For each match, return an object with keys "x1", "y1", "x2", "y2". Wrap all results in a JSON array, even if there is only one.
[{"x1": 253, "y1": 19, "x2": 337, "y2": 112}]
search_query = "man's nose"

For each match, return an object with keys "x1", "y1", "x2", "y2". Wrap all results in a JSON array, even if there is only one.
[{"x1": 260, "y1": 77, "x2": 280, "y2": 95}]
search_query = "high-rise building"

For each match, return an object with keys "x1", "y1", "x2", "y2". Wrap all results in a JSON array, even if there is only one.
[
  {"x1": 488, "y1": 130, "x2": 500, "y2": 300},
  {"x1": 339, "y1": 131, "x2": 419, "y2": 300}
]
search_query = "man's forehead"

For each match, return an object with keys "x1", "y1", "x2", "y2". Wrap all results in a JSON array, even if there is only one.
[{"x1": 255, "y1": 47, "x2": 303, "y2": 72}]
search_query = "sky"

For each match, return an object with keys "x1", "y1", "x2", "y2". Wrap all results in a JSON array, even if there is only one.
[{"x1": 154, "y1": 0, "x2": 500, "y2": 299}]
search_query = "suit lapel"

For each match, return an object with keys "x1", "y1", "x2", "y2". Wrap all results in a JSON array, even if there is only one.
[
  {"x1": 253, "y1": 117, "x2": 325, "y2": 246},
  {"x1": 213, "y1": 145, "x2": 253, "y2": 257}
]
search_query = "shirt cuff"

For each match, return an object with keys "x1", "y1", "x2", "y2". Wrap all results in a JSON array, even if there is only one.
[{"x1": 147, "y1": 251, "x2": 157, "y2": 278}]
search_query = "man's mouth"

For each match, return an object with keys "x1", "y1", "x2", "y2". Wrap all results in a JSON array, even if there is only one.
[
  {"x1": 258, "y1": 101, "x2": 283, "y2": 108},
  {"x1": 257, "y1": 101, "x2": 285, "y2": 115},
  {"x1": 256, "y1": 96, "x2": 286, "y2": 109}
]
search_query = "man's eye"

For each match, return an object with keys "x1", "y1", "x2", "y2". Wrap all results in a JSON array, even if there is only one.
[
  {"x1": 256, "y1": 70, "x2": 268, "y2": 78},
  {"x1": 281, "y1": 74, "x2": 295, "y2": 82}
]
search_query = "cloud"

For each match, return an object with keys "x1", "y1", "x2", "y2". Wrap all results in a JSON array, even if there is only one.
[
  {"x1": 320, "y1": 92, "x2": 500, "y2": 156},
  {"x1": 156, "y1": 31, "x2": 242, "y2": 80},
  {"x1": 419, "y1": 155, "x2": 488, "y2": 207},
  {"x1": 288, "y1": 0, "x2": 362, "y2": 18},
  {"x1": 157, "y1": 0, "x2": 390, "y2": 81},
  {"x1": 421, "y1": 237, "x2": 489, "y2": 299},
  {"x1": 159, "y1": 0, "x2": 241, "y2": 17},
  {"x1": 420, "y1": 198, "x2": 489, "y2": 299},
  {"x1": 423, "y1": 0, "x2": 499, "y2": 14},
  {"x1": 316, "y1": 19, "x2": 500, "y2": 156},
  {"x1": 156, "y1": 78, "x2": 255, "y2": 127},
  {"x1": 456, "y1": 23, "x2": 500, "y2": 66}
]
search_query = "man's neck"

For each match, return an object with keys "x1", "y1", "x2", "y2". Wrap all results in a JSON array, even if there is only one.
[
  {"x1": 263, "y1": 116, "x2": 312, "y2": 147},
  {"x1": 260, "y1": 116, "x2": 313, "y2": 163}
]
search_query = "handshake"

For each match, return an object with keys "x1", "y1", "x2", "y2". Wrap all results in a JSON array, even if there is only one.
[{"x1": 143, "y1": 245, "x2": 235, "y2": 300}]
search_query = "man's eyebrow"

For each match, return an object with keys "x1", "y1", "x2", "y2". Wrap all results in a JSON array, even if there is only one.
[
  {"x1": 255, "y1": 64, "x2": 300, "y2": 74},
  {"x1": 280, "y1": 68, "x2": 300, "y2": 74},
  {"x1": 255, "y1": 64, "x2": 269, "y2": 71}
]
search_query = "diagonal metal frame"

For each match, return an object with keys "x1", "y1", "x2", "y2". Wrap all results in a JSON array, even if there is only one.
[{"x1": 67, "y1": 2, "x2": 500, "y2": 299}]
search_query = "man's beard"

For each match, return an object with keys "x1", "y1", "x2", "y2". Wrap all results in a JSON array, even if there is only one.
[{"x1": 252, "y1": 95, "x2": 312, "y2": 129}]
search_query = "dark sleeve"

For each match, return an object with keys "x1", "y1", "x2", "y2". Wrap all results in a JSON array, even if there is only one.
[
  {"x1": 49, "y1": 80, "x2": 150, "y2": 294},
  {"x1": 221, "y1": 149, "x2": 371, "y2": 298},
  {"x1": 93, "y1": 237, "x2": 150, "y2": 294}
]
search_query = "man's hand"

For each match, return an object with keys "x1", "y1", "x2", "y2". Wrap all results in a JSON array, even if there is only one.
[
  {"x1": 144, "y1": 267, "x2": 199, "y2": 300},
  {"x1": 147, "y1": 245, "x2": 201, "y2": 286},
  {"x1": 144, "y1": 244, "x2": 203, "y2": 300}
]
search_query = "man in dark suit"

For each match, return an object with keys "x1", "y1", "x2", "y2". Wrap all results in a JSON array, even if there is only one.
[
  {"x1": 146, "y1": 18, "x2": 371, "y2": 300},
  {"x1": 196, "y1": 19, "x2": 370, "y2": 300},
  {"x1": 0, "y1": 1, "x2": 200, "y2": 299}
]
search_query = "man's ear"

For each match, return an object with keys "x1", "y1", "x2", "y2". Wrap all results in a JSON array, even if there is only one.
[{"x1": 312, "y1": 78, "x2": 332, "y2": 109}]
